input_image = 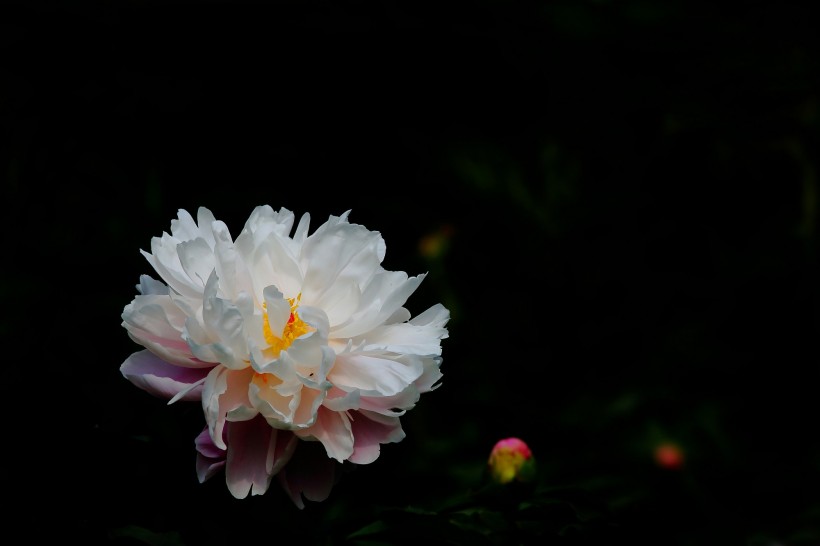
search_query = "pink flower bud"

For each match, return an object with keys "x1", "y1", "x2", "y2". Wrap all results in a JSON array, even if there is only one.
[{"x1": 488, "y1": 437, "x2": 535, "y2": 484}]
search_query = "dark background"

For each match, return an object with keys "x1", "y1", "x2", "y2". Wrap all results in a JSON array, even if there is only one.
[{"x1": 3, "y1": 1, "x2": 820, "y2": 544}]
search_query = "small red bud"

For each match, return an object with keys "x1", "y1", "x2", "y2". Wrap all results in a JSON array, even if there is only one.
[{"x1": 654, "y1": 442, "x2": 685, "y2": 470}]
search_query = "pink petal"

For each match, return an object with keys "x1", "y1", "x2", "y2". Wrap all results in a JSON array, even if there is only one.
[
  {"x1": 267, "y1": 429, "x2": 298, "y2": 476},
  {"x1": 196, "y1": 454, "x2": 226, "y2": 483},
  {"x1": 194, "y1": 426, "x2": 225, "y2": 459},
  {"x1": 120, "y1": 349, "x2": 211, "y2": 401},
  {"x1": 348, "y1": 410, "x2": 405, "y2": 465},
  {"x1": 225, "y1": 416, "x2": 274, "y2": 498},
  {"x1": 277, "y1": 440, "x2": 336, "y2": 509},
  {"x1": 194, "y1": 427, "x2": 226, "y2": 483}
]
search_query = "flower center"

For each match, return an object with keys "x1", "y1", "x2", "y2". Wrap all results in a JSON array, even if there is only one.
[{"x1": 262, "y1": 295, "x2": 312, "y2": 355}]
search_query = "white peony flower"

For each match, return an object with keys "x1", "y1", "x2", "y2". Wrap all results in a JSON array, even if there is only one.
[{"x1": 120, "y1": 206, "x2": 449, "y2": 507}]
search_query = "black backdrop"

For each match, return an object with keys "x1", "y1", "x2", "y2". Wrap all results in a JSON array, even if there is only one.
[{"x1": 3, "y1": 2, "x2": 820, "y2": 545}]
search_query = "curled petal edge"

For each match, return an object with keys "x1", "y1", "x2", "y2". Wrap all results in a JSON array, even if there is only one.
[{"x1": 120, "y1": 349, "x2": 211, "y2": 402}]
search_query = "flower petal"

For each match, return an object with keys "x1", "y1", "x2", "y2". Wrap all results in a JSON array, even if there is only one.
[
  {"x1": 268, "y1": 429, "x2": 298, "y2": 476},
  {"x1": 184, "y1": 271, "x2": 251, "y2": 369},
  {"x1": 329, "y1": 352, "x2": 424, "y2": 396},
  {"x1": 225, "y1": 416, "x2": 274, "y2": 498},
  {"x1": 300, "y1": 216, "x2": 384, "y2": 307},
  {"x1": 348, "y1": 410, "x2": 405, "y2": 465},
  {"x1": 296, "y1": 406, "x2": 353, "y2": 462},
  {"x1": 358, "y1": 388, "x2": 420, "y2": 416},
  {"x1": 277, "y1": 440, "x2": 336, "y2": 509},
  {"x1": 353, "y1": 309, "x2": 449, "y2": 356},
  {"x1": 243, "y1": 230, "x2": 304, "y2": 301},
  {"x1": 177, "y1": 237, "x2": 216, "y2": 292},
  {"x1": 195, "y1": 427, "x2": 226, "y2": 483},
  {"x1": 120, "y1": 349, "x2": 211, "y2": 401},
  {"x1": 202, "y1": 366, "x2": 256, "y2": 450},
  {"x1": 414, "y1": 355, "x2": 444, "y2": 393},
  {"x1": 331, "y1": 271, "x2": 426, "y2": 338},
  {"x1": 142, "y1": 223, "x2": 214, "y2": 300},
  {"x1": 122, "y1": 291, "x2": 209, "y2": 368}
]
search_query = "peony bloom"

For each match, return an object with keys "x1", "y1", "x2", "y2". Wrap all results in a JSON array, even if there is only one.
[
  {"x1": 488, "y1": 437, "x2": 535, "y2": 484},
  {"x1": 120, "y1": 206, "x2": 449, "y2": 507}
]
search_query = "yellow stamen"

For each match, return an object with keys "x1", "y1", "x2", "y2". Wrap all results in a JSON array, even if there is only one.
[{"x1": 262, "y1": 294, "x2": 312, "y2": 356}]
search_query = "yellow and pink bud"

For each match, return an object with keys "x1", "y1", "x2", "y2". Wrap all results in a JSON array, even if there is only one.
[{"x1": 488, "y1": 437, "x2": 536, "y2": 484}]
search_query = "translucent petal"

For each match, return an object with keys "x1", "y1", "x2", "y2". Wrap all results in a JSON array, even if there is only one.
[
  {"x1": 330, "y1": 352, "x2": 424, "y2": 396},
  {"x1": 276, "y1": 440, "x2": 335, "y2": 509},
  {"x1": 120, "y1": 350, "x2": 211, "y2": 401},
  {"x1": 331, "y1": 272, "x2": 425, "y2": 339},
  {"x1": 348, "y1": 410, "x2": 405, "y2": 465},
  {"x1": 195, "y1": 427, "x2": 226, "y2": 483},
  {"x1": 300, "y1": 220, "x2": 383, "y2": 306},
  {"x1": 225, "y1": 417, "x2": 274, "y2": 498},
  {"x1": 122, "y1": 293, "x2": 207, "y2": 368},
  {"x1": 296, "y1": 406, "x2": 353, "y2": 462},
  {"x1": 202, "y1": 366, "x2": 256, "y2": 450}
]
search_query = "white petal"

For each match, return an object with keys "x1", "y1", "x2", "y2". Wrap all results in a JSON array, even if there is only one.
[
  {"x1": 144, "y1": 233, "x2": 207, "y2": 299},
  {"x1": 353, "y1": 314, "x2": 449, "y2": 356},
  {"x1": 202, "y1": 366, "x2": 256, "y2": 450},
  {"x1": 170, "y1": 208, "x2": 201, "y2": 240},
  {"x1": 136, "y1": 274, "x2": 168, "y2": 296},
  {"x1": 122, "y1": 293, "x2": 206, "y2": 368},
  {"x1": 246, "y1": 233, "x2": 303, "y2": 300},
  {"x1": 251, "y1": 379, "x2": 294, "y2": 425},
  {"x1": 331, "y1": 272, "x2": 426, "y2": 339},
  {"x1": 410, "y1": 303, "x2": 451, "y2": 329},
  {"x1": 262, "y1": 286, "x2": 290, "y2": 338},
  {"x1": 323, "y1": 387, "x2": 361, "y2": 412},
  {"x1": 293, "y1": 385, "x2": 329, "y2": 428},
  {"x1": 167, "y1": 375, "x2": 208, "y2": 404},
  {"x1": 358, "y1": 387, "x2": 420, "y2": 416},
  {"x1": 291, "y1": 211, "x2": 311, "y2": 245},
  {"x1": 329, "y1": 352, "x2": 424, "y2": 396},
  {"x1": 210, "y1": 220, "x2": 250, "y2": 301},
  {"x1": 176, "y1": 238, "x2": 215, "y2": 291},
  {"x1": 296, "y1": 406, "x2": 354, "y2": 462},
  {"x1": 184, "y1": 271, "x2": 250, "y2": 369},
  {"x1": 243, "y1": 205, "x2": 296, "y2": 239},
  {"x1": 300, "y1": 220, "x2": 383, "y2": 306},
  {"x1": 311, "y1": 278, "x2": 361, "y2": 327},
  {"x1": 414, "y1": 355, "x2": 444, "y2": 393}
]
